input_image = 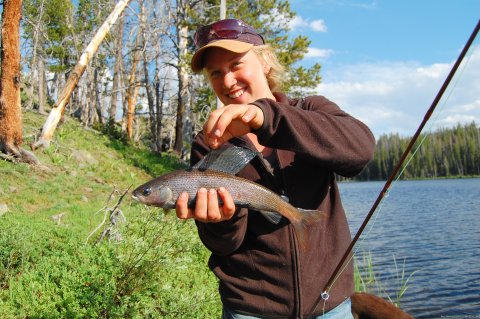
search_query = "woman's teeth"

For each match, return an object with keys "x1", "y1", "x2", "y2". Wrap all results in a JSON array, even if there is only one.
[{"x1": 228, "y1": 89, "x2": 244, "y2": 99}]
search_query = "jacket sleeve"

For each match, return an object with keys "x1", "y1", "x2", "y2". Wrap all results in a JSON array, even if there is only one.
[
  {"x1": 190, "y1": 133, "x2": 249, "y2": 256},
  {"x1": 251, "y1": 95, "x2": 376, "y2": 177}
]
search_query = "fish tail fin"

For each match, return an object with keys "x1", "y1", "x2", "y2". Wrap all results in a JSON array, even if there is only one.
[{"x1": 291, "y1": 209, "x2": 325, "y2": 250}]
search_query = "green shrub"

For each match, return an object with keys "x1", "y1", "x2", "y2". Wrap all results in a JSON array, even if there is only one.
[{"x1": 0, "y1": 111, "x2": 219, "y2": 318}]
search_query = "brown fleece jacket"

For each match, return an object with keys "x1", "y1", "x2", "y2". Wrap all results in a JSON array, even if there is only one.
[{"x1": 191, "y1": 93, "x2": 375, "y2": 319}]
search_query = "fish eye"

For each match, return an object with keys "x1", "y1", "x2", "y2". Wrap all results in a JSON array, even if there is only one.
[{"x1": 142, "y1": 188, "x2": 152, "y2": 196}]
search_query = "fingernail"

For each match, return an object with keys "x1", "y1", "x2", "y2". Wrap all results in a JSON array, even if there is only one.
[{"x1": 214, "y1": 129, "x2": 221, "y2": 137}]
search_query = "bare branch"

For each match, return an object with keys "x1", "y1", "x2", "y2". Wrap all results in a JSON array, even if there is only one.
[{"x1": 86, "y1": 185, "x2": 132, "y2": 245}]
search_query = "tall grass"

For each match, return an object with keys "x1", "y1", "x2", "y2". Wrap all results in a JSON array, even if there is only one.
[{"x1": 354, "y1": 252, "x2": 419, "y2": 307}]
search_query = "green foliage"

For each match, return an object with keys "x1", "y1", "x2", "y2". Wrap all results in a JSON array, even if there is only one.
[
  {"x1": 0, "y1": 111, "x2": 218, "y2": 318},
  {"x1": 353, "y1": 122, "x2": 480, "y2": 181},
  {"x1": 354, "y1": 253, "x2": 377, "y2": 293},
  {"x1": 22, "y1": 0, "x2": 76, "y2": 72}
]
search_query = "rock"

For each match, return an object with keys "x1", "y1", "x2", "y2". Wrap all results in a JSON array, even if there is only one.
[
  {"x1": 71, "y1": 149, "x2": 99, "y2": 166},
  {"x1": 51, "y1": 212, "x2": 66, "y2": 225},
  {"x1": 0, "y1": 204, "x2": 8, "y2": 217}
]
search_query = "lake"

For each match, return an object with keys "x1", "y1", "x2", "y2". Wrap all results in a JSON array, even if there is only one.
[{"x1": 338, "y1": 178, "x2": 480, "y2": 319}]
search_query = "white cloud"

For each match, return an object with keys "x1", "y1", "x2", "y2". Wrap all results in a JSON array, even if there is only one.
[
  {"x1": 316, "y1": 46, "x2": 480, "y2": 137},
  {"x1": 306, "y1": 47, "x2": 334, "y2": 59},
  {"x1": 289, "y1": 16, "x2": 307, "y2": 30},
  {"x1": 290, "y1": 16, "x2": 328, "y2": 33},
  {"x1": 310, "y1": 19, "x2": 328, "y2": 32},
  {"x1": 308, "y1": 0, "x2": 378, "y2": 10}
]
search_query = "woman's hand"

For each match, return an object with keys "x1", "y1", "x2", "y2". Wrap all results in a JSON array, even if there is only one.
[
  {"x1": 175, "y1": 187, "x2": 236, "y2": 223},
  {"x1": 203, "y1": 104, "x2": 264, "y2": 149}
]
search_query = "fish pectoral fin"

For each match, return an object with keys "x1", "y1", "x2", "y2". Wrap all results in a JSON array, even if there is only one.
[{"x1": 260, "y1": 210, "x2": 283, "y2": 224}]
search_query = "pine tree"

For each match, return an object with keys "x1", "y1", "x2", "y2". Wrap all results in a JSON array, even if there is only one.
[{"x1": 0, "y1": 0, "x2": 39, "y2": 164}]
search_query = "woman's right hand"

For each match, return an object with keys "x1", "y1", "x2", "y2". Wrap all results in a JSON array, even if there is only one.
[
  {"x1": 175, "y1": 187, "x2": 236, "y2": 223},
  {"x1": 203, "y1": 104, "x2": 264, "y2": 149}
]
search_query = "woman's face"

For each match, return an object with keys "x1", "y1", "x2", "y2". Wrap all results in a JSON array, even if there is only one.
[{"x1": 204, "y1": 48, "x2": 274, "y2": 105}]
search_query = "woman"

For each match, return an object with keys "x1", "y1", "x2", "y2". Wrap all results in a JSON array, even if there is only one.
[{"x1": 176, "y1": 18, "x2": 376, "y2": 319}]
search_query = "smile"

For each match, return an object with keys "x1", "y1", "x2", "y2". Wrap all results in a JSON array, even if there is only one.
[{"x1": 227, "y1": 88, "x2": 245, "y2": 99}]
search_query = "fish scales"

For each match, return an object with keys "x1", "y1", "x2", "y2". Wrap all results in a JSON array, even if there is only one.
[{"x1": 165, "y1": 169, "x2": 299, "y2": 221}]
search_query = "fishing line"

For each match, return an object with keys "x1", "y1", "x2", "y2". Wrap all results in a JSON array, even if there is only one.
[
  {"x1": 310, "y1": 18, "x2": 480, "y2": 317},
  {"x1": 323, "y1": 44, "x2": 478, "y2": 310}
]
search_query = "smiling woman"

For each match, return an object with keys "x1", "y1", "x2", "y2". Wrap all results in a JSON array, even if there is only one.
[{"x1": 169, "y1": 18, "x2": 377, "y2": 319}]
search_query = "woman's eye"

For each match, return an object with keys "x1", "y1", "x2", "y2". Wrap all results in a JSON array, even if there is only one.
[{"x1": 209, "y1": 71, "x2": 220, "y2": 78}]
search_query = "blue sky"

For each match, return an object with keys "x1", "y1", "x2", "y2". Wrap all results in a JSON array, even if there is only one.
[{"x1": 288, "y1": 0, "x2": 480, "y2": 137}]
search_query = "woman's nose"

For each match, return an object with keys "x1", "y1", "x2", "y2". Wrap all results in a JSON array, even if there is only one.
[{"x1": 222, "y1": 72, "x2": 237, "y2": 89}]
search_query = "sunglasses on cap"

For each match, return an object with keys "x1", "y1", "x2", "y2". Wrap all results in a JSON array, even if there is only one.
[{"x1": 194, "y1": 19, "x2": 265, "y2": 49}]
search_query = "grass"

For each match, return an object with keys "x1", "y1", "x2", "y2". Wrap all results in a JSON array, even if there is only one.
[
  {"x1": 0, "y1": 111, "x2": 220, "y2": 318},
  {"x1": 354, "y1": 252, "x2": 419, "y2": 308}
]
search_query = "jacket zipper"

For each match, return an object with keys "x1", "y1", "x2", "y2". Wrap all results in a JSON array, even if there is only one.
[
  {"x1": 234, "y1": 138, "x2": 303, "y2": 318},
  {"x1": 274, "y1": 150, "x2": 302, "y2": 319}
]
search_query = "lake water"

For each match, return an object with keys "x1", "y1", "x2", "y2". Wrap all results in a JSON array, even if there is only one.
[{"x1": 338, "y1": 178, "x2": 480, "y2": 318}]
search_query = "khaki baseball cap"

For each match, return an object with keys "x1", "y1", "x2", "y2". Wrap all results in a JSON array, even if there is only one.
[{"x1": 191, "y1": 19, "x2": 264, "y2": 72}]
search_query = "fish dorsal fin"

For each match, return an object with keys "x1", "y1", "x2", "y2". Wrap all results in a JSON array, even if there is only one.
[{"x1": 192, "y1": 145, "x2": 258, "y2": 175}]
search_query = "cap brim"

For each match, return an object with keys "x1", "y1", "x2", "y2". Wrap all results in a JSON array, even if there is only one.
[{"x1": 191, "y1": 39, "x2": 254, "y2": 72}]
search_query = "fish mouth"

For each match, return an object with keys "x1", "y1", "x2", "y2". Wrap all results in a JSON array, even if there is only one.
[{"x1": 131, "y1": 194, "x2": 140, "y2": 202}]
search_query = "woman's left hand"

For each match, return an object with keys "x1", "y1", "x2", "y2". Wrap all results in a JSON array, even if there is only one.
[{"x1": 203, "y1": 104, "x2": 264, "y2": 149}]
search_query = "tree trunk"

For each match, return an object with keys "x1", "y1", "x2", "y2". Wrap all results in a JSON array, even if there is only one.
[
  {"x1": 38, "y1": 57, "x2": 47, "y2": 114},
  {"x1": 156, "y1": 75, "x2": 167, "y2": 153},
  {"x1": 125, "y1": 46, "x2": 141, "y2": 141},
  {"x1": 0, "y1": 0, "x2": 39, "y2": 164},
  {"x1": 32, "y1": 0, "x2": 132, "y2": 150},
  {"x1": 126, "y1": 0, "x2": 147, "y2": 141},
  {"x1": 173, "y1": 22, "x2": 190, "y2": 156},
  {"x1": 93, "y1": 62, "x2": 103, "y2": 125},
  {"x1": 109, "y1": 13, "x2": 125, "y2": 123}
]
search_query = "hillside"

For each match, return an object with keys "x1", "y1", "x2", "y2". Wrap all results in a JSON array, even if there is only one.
[{"x1": 0, "y1": 111, "x2": 221, "y2": 318}]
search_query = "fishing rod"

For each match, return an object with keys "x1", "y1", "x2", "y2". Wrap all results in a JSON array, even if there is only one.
[{"x1": 310, "y1": 18, "x2": 480, "y2": 315}]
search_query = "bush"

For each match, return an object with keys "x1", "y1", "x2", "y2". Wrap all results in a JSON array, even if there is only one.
[{"x1": 0, "y1": 207, "x2": 220, "y2": 318}]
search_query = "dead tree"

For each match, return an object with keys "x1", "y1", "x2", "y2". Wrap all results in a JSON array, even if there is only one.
[{"x1": 31, "y1": 0, "x2": 133, "y2": 150}]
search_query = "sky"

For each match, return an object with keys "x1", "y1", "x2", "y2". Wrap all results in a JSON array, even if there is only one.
[{"x1": 288, "y1": 0, "x2": 480, "y2": 137}]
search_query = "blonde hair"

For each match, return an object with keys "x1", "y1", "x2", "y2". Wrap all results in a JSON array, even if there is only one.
[{"x1": 251, "y1": 45, "x2": 285, "y2": 92}]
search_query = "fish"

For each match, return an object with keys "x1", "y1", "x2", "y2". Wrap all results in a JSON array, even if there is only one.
[{"x1": 132, "y1": 146, "x2": 325, "y2": 248}]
